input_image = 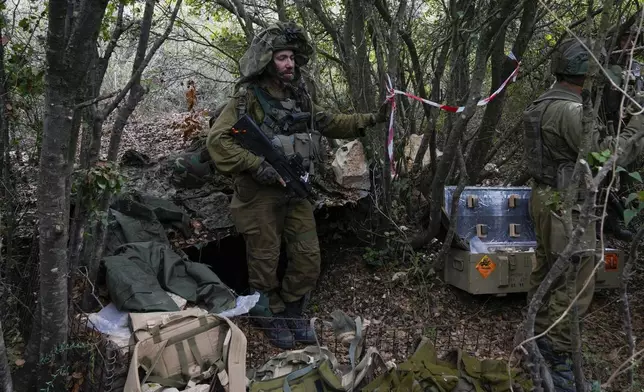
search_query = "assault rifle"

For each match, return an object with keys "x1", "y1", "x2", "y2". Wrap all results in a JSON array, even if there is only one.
[{"x1": 230, "y1": 114, "x2": 312, "y2": 199}]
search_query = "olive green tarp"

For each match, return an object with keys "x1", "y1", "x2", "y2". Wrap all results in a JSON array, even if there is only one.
[
  {"x1": 102, "y1": 192, "x2": 237, "y2": 314},
  {"x1": 104, "y1": 192, "x2": 191, "y2": 256}
]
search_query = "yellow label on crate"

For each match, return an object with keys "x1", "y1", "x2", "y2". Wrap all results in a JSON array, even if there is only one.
[{"x1": 476, "y1": 255, "x2": 496, "y2": 279}]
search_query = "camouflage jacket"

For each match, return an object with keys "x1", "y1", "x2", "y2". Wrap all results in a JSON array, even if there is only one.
[
  {"x1": 534, "y1": 83, "x2": 644, "y2": 169},
  {"x1": 206, "y1": 79, "x2": 377, "y2": 176}
]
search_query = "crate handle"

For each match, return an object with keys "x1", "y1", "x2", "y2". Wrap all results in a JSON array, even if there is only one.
[
  {"x1": 508, "y1": 194, "x2": 519, "y2": 208},
  {"x1": 476, "y1": 224, "x2": 488, "y2": 238},
  {"x1": 452, "y1": 257, "x2": 464, "y2": 271}
]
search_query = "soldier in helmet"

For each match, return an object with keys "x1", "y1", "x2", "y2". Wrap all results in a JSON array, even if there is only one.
[
  {"x1": 207, "y1": 21, "x2": 387, "y2": 349},
  {"x1": 596, "y1": 24, "x2": 644, "y2": 242},
  {"x1": 522, "y1": 38, "x2": 644, "y2": 391}
]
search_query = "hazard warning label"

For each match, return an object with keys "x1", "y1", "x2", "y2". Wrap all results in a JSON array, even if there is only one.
[
  {"x1": 605, "y1": 253, "x2": 618, "y2": 272},
  {"x1": 476, "y1": 255, "x2": 496, "y2": 279}
]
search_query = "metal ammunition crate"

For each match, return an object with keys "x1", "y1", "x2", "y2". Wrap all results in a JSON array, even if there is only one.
[{"x1": 443, "y1": 186, "x2": 623, "y2": 295}]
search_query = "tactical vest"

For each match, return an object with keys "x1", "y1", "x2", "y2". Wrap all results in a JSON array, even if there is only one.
[
  {"x1": 522, "y1": 96, "x2": 579, "y2": 188},
  {"x1": 237, "y1": 84, "x2": 323, "y2": 175}
]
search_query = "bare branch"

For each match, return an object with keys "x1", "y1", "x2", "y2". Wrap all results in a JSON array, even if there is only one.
[
  {"x1": 101, "y1": 0, "x2": 183, "y2": 119},
  {"x1": 74, "y1": 90, "x2": 119, "y2": 110}
]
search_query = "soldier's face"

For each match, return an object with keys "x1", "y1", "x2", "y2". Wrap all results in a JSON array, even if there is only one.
[{"x1": 273, "y1": 50, "x2": 295, "y2": 82}]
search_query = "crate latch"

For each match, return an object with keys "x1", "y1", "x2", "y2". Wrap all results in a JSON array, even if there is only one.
[
  {"x1": 467, "y1": 195, "x2": 478, "y2": 208},
  {"x1": 509, "y1": 223, "x2": 520, "y2": 238},
  {"x1": 508, "y1": 194, "x2": 519, "y2": 208},
  {"x1": 476, "y1": 224, "x2": 488, "y2": 238},
  {"x1": 497, "y1": 255, "x2": 509, "y2": 287}
]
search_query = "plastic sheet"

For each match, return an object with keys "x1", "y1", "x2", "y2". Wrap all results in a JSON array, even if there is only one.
[
  {"x1": 217, "y1": 292, "x2": 260, "y2": 318},
  {"x1": 444, "y1": 186, "x2": 537, "y2": 249},
  {"x1": 86, "y1": 293, "x2": 260, "y2": 349},
  {"x1": 87, "y1": 302, "x2": 131, "y2": 339}
]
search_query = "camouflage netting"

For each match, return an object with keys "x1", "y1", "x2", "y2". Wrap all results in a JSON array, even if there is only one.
[
  {"x1": 238, "y1": 21, "x2": 314, "y2": 85},
  {"x1": 118, "y1": 132, "x2": 370, "y2": 241}
]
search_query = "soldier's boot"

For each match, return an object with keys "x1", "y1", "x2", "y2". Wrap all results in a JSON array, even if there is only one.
[
  {"x1": 284, "y1": 298, "x2": 317, "y2": 344},
  {"x1": 249, "y1": 290, "x2": 295, "y2": 349},
  {"x1": 536, "y1": 337, "x2": 599, "y2": 392}
]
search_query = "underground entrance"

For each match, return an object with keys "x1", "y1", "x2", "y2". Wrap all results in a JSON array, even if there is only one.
[
  {"x1": 181, "y1": 234, "x2": 289, "y2": 295},
  {"x1": 180, "y1": 201, "x2": 374, "y2": 295}
]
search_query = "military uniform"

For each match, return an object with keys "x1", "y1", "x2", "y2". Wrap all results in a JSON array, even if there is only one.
[
  {"x1": 207, "y1": 22, "x2": 383, "y2": 349},
  {"x1": 597, "y1": 26, "x2": 644, "y2": 242},
  {"x1": 523, "y1": 39, "x2": 644, "y2": 391}
]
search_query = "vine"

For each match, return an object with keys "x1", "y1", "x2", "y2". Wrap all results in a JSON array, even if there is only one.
[{"x1": 72, "y1": 161, "x2": 127, "y2": 223}]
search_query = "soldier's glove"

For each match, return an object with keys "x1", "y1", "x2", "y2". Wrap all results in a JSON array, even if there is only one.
[{"x1": 252, "y1": 160, "x2": 281, "y2": 185}]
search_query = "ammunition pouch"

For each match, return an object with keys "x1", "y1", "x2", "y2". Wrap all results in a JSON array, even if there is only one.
[
  {"x1": 277, "y1": 112, "x2": 311, "y2": 134},
  {"x1": 244, "y1": 84, "x2": 325, "y2": 175},
  {"x1": 270, "y1": 130, "x2": 322, "y2": 175}
]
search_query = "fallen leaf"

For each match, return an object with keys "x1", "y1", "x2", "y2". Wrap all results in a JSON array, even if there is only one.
[
  {"x1": 72, "y1": 372, "x2": 83, "y2": 379},
  {"x1": 15, "y1": 359, "x2": 25, "y2": 367}
]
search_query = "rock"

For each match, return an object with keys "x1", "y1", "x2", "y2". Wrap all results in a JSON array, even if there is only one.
[
  {"x1": 331, "y1": 140, "x2": 370, "y2": 190},
  {"x1": 392, "y1": 271, "x2": 408, "y2": 282},
  {"x1": 402, "y1": 134, "x2": 443, "y2": 173}
]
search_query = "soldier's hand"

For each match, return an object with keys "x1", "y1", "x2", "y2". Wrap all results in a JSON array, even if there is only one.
[
  {"x1": 252, "y1": 160, "x2": 282, "y2": 185},
  {"x1": 374, "y1": 102, "x2": 388, "y2": 124}
]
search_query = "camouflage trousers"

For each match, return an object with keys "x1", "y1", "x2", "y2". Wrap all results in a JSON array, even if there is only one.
[
  {"x1": 230, "y1": 174, "x2": 321, "y2": 314},
  {"x1": 527, "y1": 183, "x2": 597, "y2": 354}
]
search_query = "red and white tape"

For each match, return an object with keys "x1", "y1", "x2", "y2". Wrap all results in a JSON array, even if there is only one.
[{"x1": 383, "y1": 52, "x2": 520, "y2": 177}]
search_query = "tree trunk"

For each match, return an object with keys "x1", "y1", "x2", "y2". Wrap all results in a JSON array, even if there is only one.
[
  {"x1": 465, "y1": 0, "x2": 537, "y2": 183},
  {"x1": 0, "y1": 320, "x2": 13, "y2": 392},
  {"x1": 82, "y1": 0, "x2": 182, "y2": 301},
  {"x1": 106, "y1": 0, "x2": 182, "y2": 160},
  {"x1": 106, "y1": 0, "x2": 156, "y2": 161},
  {"x1": 0, "y1": 10, "x2": 14, "y2": 267},
  {"x1": 412, "y1": 0, "x2": 510, "y2": 249},
  {"x1": 38, "y1": 0, "x2": 109, "y2": 386},
  {"x1": 72, "y1": 4, "x2": 128, "y2": 278}
]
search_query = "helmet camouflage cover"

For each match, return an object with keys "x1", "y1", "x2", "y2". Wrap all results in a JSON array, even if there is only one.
[
  {"x1": 551, "y1": 38, "x2": 594, "y2": 76},
  {"x1": 551, "y1": 37, "x2": 620, "y2": 83},
  {"x1": 238, "y1": 21, "x2": 314, "y2": 82}
]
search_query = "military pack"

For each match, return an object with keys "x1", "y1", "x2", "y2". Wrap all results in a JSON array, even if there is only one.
[
  {"x1": 247, "y1": 313, "x2": 388, "y2": 392},
  {"x1": 522, "y1": 93, "x2": 580, "y2": 188},
  {"x1": 361, "y1": 337, "x2": 534, "y2": 392},
  {"x1": 170, "y1": 138, "x2": 217, "y2": 189},
  {"x1": 124, "y1": 308, "x2": 247, "y2": 392}
]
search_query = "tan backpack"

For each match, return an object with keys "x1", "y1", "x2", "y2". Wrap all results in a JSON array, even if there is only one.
[{"x1": 124, "y1": 308, "x2": 246, "y2": 392}]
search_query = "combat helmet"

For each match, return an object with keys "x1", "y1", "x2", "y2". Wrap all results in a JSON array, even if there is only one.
[
  {"x1": 238, "y1": 21, "x2": 314, "y2": 84},
  {"x1": 551, "y1": 38, "x2": 620, "y2": 83},
  {"x1": 551, "y1": 38, "x2": 595, "y2": 76}
]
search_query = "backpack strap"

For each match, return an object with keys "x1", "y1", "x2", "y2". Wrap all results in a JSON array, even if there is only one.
[
  {"x1": 251, "y1": 85, "x2": 280, "y2": 131},
  {"x1": 140, "y1": 339, "x2": 170, "y2": 385},
  {"x1": 218, "y1": 315, "x2": 247, "y2": 392}
]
